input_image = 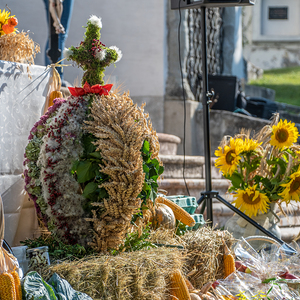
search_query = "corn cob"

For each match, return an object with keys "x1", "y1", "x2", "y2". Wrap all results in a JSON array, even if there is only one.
[
  {"x1": 223, "y1": 241, "x2": 235, "y2": 278},
  {"x1": 169, "y1": 269, "x2": 191, "y2": 300},
  {"x1": 49, "y1": 90, "x2": 63, "y2": 107},
  {"x1": 156, "y1": 196, "x2": 196, "y2": 227},
  {"x1": 11, "y1": 271, "x2": 22, "y2": 300},
  {"x1": 0, "y1": 272, "x2": 16, "y2": 300}
]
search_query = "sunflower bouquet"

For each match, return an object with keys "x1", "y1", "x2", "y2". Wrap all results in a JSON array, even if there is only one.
[
  {"x1": 0, "y1": 8, "x2": 18, "y2": 36},
  {"x1": 214, "y1": 114, "x2": 300, "y2": 218}
]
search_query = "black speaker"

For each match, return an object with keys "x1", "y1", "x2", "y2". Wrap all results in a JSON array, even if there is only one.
[
  {"x1": 171, "y1": 0, "x2": 255, "y2": 10},
  {"x1": 246, "y1": 97, "x2": 278, "y2": 120},
  {"x1": 199, "y1": 74, "x2": 239, "y2": 112}
]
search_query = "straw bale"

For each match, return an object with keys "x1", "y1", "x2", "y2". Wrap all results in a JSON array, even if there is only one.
[
  {"x1": 41, "y1": 247, "x2": 185, "y2": 300},
  {"x1": 179, "y1": 226, "x2": 235, "y2": 290}
]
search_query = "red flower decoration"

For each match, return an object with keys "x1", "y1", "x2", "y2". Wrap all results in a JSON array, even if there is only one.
[{"x1": 68, "y1": 82, "x2": 113, "y2": 97}]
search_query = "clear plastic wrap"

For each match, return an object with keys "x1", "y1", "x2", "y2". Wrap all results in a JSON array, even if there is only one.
[{"x1": 213, "y1": 238, "x2": 300, "y2": 299}]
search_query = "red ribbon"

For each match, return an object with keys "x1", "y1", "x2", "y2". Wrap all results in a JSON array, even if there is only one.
[{"x1": 68, "y1": 82, "x2": 113, "y2": 97}]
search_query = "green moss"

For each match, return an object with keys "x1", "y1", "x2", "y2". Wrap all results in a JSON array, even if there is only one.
[{"x1": 66, "y1": 18, "x2": 120, "y2": 87}]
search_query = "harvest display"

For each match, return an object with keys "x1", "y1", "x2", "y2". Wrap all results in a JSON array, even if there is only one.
[{"x1": 1, "y1": 9, "x2": 300, "y2": 300}]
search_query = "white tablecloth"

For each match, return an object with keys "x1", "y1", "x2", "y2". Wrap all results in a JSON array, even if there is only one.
[{"x1": 0, "y1": 60, "x2": 50, "y2": 246}]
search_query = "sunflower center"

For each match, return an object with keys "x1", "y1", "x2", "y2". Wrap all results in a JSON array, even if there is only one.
[
  {"x1": 290, "y1": 177, "x2": 300, "y2": 193},
  {"x1": 275, "y1": 128, "x2": 289, "y2": 143},
  {"x1": 225, "y1": 150, "x2": 236, "y2": 165},
  {"x1": 242, "y1": 192, "x2": 261, "y2": 205}
]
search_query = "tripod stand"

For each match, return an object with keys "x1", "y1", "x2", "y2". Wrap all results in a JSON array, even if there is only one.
[{"x1": 196, "y1": 6, "x2": 286, "y2": 246}]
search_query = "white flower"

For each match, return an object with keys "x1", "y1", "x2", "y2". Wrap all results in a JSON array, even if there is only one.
[
  {"x1": 63, "y1": 48, "x2": 73, "y2": 60},
  {"x1": 88, "y1": 15, "x2": 102, "y2": 28},
  {"x1": 95, "y1": 49, "x2": 106, "y2": 61},
  {"x1": 109, "y1": 46, "x2": 122, "y2": 63}
]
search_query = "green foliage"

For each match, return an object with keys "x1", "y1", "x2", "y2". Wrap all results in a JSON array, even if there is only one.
[
  {"x1": 71, "y1": 133, "x2": 109, "y2": 209},
  {"x1": 21, "y1": 235, "x2": 96, "y2": 262},
  {"x1": 249, "y1": 66, "x2": 300, "y2": 106},
  {"x1": 110, "y1": 225, "x2": 156, "y2": 255},
  {"x1": 139, "y1": 140, "x2": 164, "y2": 205},
  {"x1": 131, "y1": 140, "x2": 164, "y2": 223},
  {"x1": 175, "y1": 220, "x2": 188, "y2": 236}
]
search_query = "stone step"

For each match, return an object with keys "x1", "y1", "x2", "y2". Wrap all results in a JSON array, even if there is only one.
[{"x1": 159, "y1": 154, "x2": 222, "y2": 180}]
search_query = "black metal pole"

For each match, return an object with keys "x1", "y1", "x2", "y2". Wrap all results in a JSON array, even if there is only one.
[{"x1": 200, "y1": 6, "x2": 213, "y2": 224}]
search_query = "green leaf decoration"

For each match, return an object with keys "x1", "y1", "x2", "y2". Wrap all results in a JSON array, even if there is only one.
[
  {"x1": 76, "y1": 161, "x2": 99, "y2": 183},
  {"x1": 88, "y1": 151, "x2": 102, "y2": 159},
  {"x1": 143, "y1": 140, "x2": 150, "y2": 154},
  {"x1": 82, "y1": 182, "x2": 98, "y2": 198}
]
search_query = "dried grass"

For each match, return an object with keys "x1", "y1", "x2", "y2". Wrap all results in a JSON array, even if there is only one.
[
  {"x1": 0, "y1": 31, "x2": 40, "y2": 64},
  {"x1": 179, "y1": 227, "x2": 235, "y2": 290},
  {"x1": 41, "y1": 247, "x2": 184, "y2": 300},
  {"x1": 149, "y1": 226, "x2": 236, "y2": 290}
]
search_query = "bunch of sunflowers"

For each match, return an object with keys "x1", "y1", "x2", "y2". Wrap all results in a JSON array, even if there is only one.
[
  {"x1": 214, "y1": 114, "x2": 300, "y2": 218},
  {"x1": 0, "y1": 8, "x2": 18, "y2": 37}
]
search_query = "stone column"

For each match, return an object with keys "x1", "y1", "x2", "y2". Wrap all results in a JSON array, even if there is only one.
[
  {"x1": 165, "y1": 2, "x2": 195, "y2": 101},
  {"x1": 164, "y1": 3, "x2": 199, "y2": 156},
  {"x1": 222, "y1": 7, "x2": 245, "y2": 79}
]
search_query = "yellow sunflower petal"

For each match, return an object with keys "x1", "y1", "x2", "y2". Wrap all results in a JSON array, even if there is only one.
[
  {"x1": 214, "y1": 138, "x2": 242, "y2": 176},
  {"x1": 270, "y1": 119, "x2": 299, "y2": 149},
  {"x1": 279, "y1": 169, "x2": 300, "y2": 204},
  {"x1": 242, "y1": 138, "x2": 261, "y2": 152},
  {"x1": 232, "y1": 186, "x2": 270, "y2": 218}
]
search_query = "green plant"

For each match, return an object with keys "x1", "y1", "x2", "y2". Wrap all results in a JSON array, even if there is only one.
[
  {"x1": 110, "y1": 225, "x2": 156, "y2": 255},
  {"x1": 131, "y1": 140, "x2": 164, "y2": 224},
  {"x1": 140, "y1": 140, "x2": 164, "y2": 205},
  {"x1": 71, "y1": 133, "x2": 109, "y2": 214},
  {"x1": 21, "y1": 235, "x2": 96, "y2": 262}
]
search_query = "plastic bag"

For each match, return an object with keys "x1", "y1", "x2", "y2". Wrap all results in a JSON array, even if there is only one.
[
  {"x1": 22, "y1": 271, "x2": 58, "y2": 300},
  {"x1": 48, "y1": 273, "x2": 93, "y2": 300},
  {"x1": 22, "y1": 271, "x2": 93, "y2": 300},
  {"x1": 229, "y1": 238, "x2": 300, "y2": 299}
]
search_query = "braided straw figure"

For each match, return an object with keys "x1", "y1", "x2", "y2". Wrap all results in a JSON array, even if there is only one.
[
  {"x1": 64, "y1": 15, "x2": 122, "y2": 86},
  {"x1": 84, "y1": 92, "x2": 160, "y2": 252}
]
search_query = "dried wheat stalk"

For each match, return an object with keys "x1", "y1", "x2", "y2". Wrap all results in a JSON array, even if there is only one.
[{"x1": 84, "y1": 92, "x2": 160, "y2": 252}]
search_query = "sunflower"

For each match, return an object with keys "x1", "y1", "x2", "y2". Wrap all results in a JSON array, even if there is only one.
[
  {"x1": 232, "y1": 185, "x2": 270, "y2": 218},
  {"x1": 0, "y1": 9, "x2": 13, "y2": 37},
  {"x1": 279, "y1": 169, "x2": 300, "y2": 203},
  {"x1": 241, "y1": 138, "x2": 261, "y2": 152},
  {"x1": 270, "y1": 119, "x2": 299, "y2": 149},
  {"x1": 215, "y1": 138, "x2": 242, "y2": 176}
]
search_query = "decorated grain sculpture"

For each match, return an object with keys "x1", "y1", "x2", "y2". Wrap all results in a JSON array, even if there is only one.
[{"x1": 23, "y1": 15, "x2": 162, "y2": 252}]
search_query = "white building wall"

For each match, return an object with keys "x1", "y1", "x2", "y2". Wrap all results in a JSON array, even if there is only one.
[
  {"x1": 1, "y1": 0, "x2": 167, "y2": 131},
  {"x1": 243, "y1": 0, "x2": 300, "y2": 70}
]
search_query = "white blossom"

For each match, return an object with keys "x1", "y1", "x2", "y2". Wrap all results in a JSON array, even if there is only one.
[
  {"x1": 109, "y1": 46, "x2": 123, "y2": 63},
  {"x1": 89, "y1": 15, "x2": 102, "y2": 28},
  {"x1": 63, "y1": 48, "x2": 73, "y2": 60},
  {"x1": 95, "y1": 49, "x2": 106, "y2": 61}
]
